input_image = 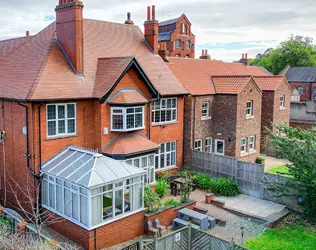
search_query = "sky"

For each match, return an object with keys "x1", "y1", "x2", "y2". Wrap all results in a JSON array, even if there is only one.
[{"x1": 1, "y1": 0, "x2": 316, "y2": 62}]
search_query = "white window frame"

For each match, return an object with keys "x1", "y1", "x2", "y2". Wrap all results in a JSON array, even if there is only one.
[
  {"x1": 125, "y1": 154, "x2": 155, "y2": 185},
  {"x1": 111, "y1": 106, "x2": 145, "y2": 132},
  {"x1": 205, "y1": 137, "x2": 212, "y2": 153},
  {"x1": 155, "y1": 141, "x2": 177, "y2": 171},
  {"x1": 152, "y1": 98, "x2": 177, "y2": 124},
  {"x1": 249, "y1": 136, "x2": 255, "y2": 151},
  {"x1": 246, "y1": 101, "x2": 253, "y2": 117},
  {"x1": 202, "y1": 101, "x2": 210, "y2": 117},
  {"x1": 280, "y1": 95, "x2": 285, "y2": 108},
  {"x1": 215, "y1": 139, "x2": 225, "y2": 156},
  {"x1": 194, "y1": 140, "x2": 202, "y2": 151},
  {"x1": 240, "y1": 137, "x2": 247, "y2": 154},
  {"x1": 46, "y1": 103, "x2": 76, "y2": 138}
]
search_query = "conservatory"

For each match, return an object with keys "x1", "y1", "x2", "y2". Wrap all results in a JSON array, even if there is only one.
[{"x1": 41, "y1": 146, "x2": 146, "y2": 230}]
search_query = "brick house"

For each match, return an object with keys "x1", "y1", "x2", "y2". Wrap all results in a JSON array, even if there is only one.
[
  {"x1": 157, "y1": 11, "x2": 195, "y2": 58},
  {"x1": 253, "y1": 76, "x2": 291, "y2": 155},
  {"x1": 0, "y1": 1, "x2": 188, "y2": 249},
  {"x1": 167, "y1": 58, "x2": 263, "y2": 165},
  {"x1": 282, "y1": 66, "x2": 316, "y2": 101}
]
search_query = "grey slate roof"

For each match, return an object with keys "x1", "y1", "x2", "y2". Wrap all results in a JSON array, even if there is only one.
[
  {"x1": 41, "y1": 146, "x2": 145, "y2": 189},
  {"x1": 158, "y1": 32, "x2": 171, "y2": 42},
  {"x1": 285, "y1": 67, "x2": 316, "y2": 82},
  {"x1": 159, "y1": 17, "x2": 181, "y2": 26}
]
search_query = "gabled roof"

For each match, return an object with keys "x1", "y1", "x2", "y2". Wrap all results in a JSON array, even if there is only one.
[
  {"x1": 107, "y1": 89, "x2": 149, "y2": 105},
  {"x1": 103, "y1": 135, "x2": 159, "y2": 157},
  {"x1": 159, "y1": 16, "x2": 181, "y2": 26},
  {"x1": 0, "y1": 19, "x2": 188, "y2": 101},
  {"x1": 41, "y1": 146, "x2": 145, "y2": 189},
  {"x1": 253, "y1": 76, "x2": 291, "y2": 91},
  {"x1": 285, "y1": 67, "x2": 316, "y2": 82},
  {"x1": 211, "y1": 75, "x2": 259, "y2": 94}
]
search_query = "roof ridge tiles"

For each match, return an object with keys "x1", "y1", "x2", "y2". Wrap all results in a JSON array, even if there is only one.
[{"x1": 84, "y1": 18, "x2": 139, "y2": 27}]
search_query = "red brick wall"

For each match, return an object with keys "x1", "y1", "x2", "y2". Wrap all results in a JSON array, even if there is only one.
[
  {"x1": 290, "y1": 121, "x2": 316, "y2": 130},
  {"x1": 289, "y1": 82, "x2": 316, "y2": 101},
  {"x1": 49, "y1": 210, "x2": 145, "y2": 250},
  {"x1": 236, "y1": 79, "x2": 262, "y2": 162},
  {"x1": 273, "y1": 80, "x2": 291, "y2": 128}
]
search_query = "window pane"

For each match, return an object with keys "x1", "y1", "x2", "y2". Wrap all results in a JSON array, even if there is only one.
[
  {"x1": 142, "y1": 157, "x2": 147, "y2": 168},
  {"x1": 112, "y1": 115, "x2": 123, "y2": 129},
  {"x1": 64, "y1": 189, "x2": 72, "y2": 217},
  {"x1": 67, "y1": 104, "x2": 75, "y2": 118},
  {"x1": 134, "y1": 159, "x2": 140, "y2": 168},
  {"x1": 127, "y1": 114, "x2": 135, "y2": 129},
  {"x1": 127, "y1": 108, "x2": 134, "y2": 114},
  {"x1": 115, "y1": 189, "x2": 123, "y2": 216},
  {"x1": 49, "y1": 183, "x2": 55, "y2": 209},
  {"x1": 217, "y1": 141, "x2": 224, "y2": 154},
  {"x1": 171, "y1": 152, "x2": 176, "y2": 165},
  {"x1": 135, "y1": 107, "x2": 142, "y2": 113},
  {"x1": 72, "y1": 193, "x2": 79, "y2": 220},
  {"x1": 148, "y1": 155, "x2": 154, "y2": 166},
  {"x1": 80, "y1": 195, "x2": 88, "y2": 225},
  {"x1": 56, "y1": 185, "x2": 63, "y2": 213},
  {"x1": 172, "y1": 98, "x2": 176, "y2": 108},
  {"x1": 161, "y1": 110, "x2": 166, "y2": 122},
  {"x1": 91, "y1": 193, "x2": 102, "y2": 225},
  {"x1": 160, "y1": 154, "x2": 165, "y2": 168},
  {"x1": 135, "y1": 114, "x2": 143, "y2": 128},
  {"x1": 68, "y1": 119, "x2": 75, "y2": 133},
  {"x1": 42, "y1": 179, "x2": 48, "y2": 206},
  {"x1": 166, "y1": 110, "x2": 172, "y2": 121},
  {"x1": 166, "y1": 153, "x2": 171, "y2": 166},
  {"x1": 166, "y1": 142, "x2": 171, "y2": 152},
  {"x1": 167, "y1": 99, "x2": 172, "y2": 108},
  {"x1": 126, "y1": 160, "x2": 133, "y2": 165},
  {"x1": 47, "y1": 105, "x2": 56, "y2": 120},
  {"x1": 171, "y1": 141, "x2": 176, "y2": 151},
  {"x1": 58, "y1": 120, "x2": 66, "y2": 134},
  {"x1": 58, "y1": 105, "x2": 65, "y2": 119},
  {"x1": 48, "y1": 121, "x2": 56, "y2": 136},
  {"x1": 172, "y1": 109, "x2": 176, "y2": 120}
]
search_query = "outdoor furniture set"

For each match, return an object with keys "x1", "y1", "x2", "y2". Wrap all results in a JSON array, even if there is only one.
[{"x1": 147, "y1": 218, "x2": 167, "y2": 237}]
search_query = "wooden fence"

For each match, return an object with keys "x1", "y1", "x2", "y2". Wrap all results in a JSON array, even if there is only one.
[{"x1": 191, "y1": 151, "x2": 265, "y2": 198}]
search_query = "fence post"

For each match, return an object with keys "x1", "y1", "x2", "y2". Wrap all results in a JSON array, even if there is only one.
[
  {"x1": 138, "y1": 237, "x2": 143, "y2": 250},
  {"x1": 154, "y1": 236, "x2": 158, "y2": 250},
  {"x1": 188, "y1": 224, "x2": 192, "y2": 250}
]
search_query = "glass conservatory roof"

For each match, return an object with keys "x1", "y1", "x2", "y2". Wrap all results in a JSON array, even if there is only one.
[{"x1": 41, "y1": 146, "x2": 145, "y2": 189}]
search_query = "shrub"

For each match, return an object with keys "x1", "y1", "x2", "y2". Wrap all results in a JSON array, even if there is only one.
[
  {"x1": 156, "y1": 171, "x2": 170, "y2": 183},
  {"x1": 164, "y1": 199, "x2": 180, "y2": 207},
  {"x1": 256, "y1": 156, "x2": 265, "y2": 165},
  {"x1": 144, "y1": 185, "x2": 162, "y2": 212},
  {"x1": 195, "y1": 173, "x2": 213, "y2": 190},
  {"x1": 156, "y1": 180, "x2": 168, "y2": 198},
  {"x1": 210, "y1": 178, "x2": 240, "y2": 196}
]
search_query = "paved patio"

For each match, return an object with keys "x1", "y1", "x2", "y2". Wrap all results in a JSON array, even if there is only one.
[{"x1": 264, "y1": 156, "x2": 292, "y2": 171}]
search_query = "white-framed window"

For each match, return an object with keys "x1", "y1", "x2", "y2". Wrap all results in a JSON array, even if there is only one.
[
  {"x1": 194, "y1": 140, "x2": 202, "y2": 151},
  {"x1": 126, "y1": 154, "x2": 155, "y2": 184},
  {"x1": 297, "y1": 86, "x2": 304, "y2": 95},
  {"x1": 240, "y1": 138, "x2": 247, "y2": 154},
  {"x1": 155, "y1": 141, "x2": 176, "y2": 170},
  {"x1": 186, "y1": 41, "x2": 190, "y2": 49},
  {"x1": 42, "y1": 174, "x2": 144, "y2": 230},
  {"x1": 280, "y1": 95, "x2": 285, "y2": 108},
  {"x1": 152, "y1": 98, "x2": 177, "y2": 124},
  {"x1": 176, "y1": 39, "x2": 181, "y2": 48},
  {"x1": 202, "y1": 102, "x2": 209, "y2": 117},
  {"x1": 205, "y1": 137, "x2": 212, "y2": 153},
  {"x1": 111, "y1": 106, "x2": 144, "y2": 132},
  {"x1": 246, "y1": 101, "x2": 253, "y2": 117},
  {"x1": 46, "y1": 103, "x2": 76, "y2": 137},
  {"x1": 249, "y1": 136, "x2": 255, "y2": 151},
  {"x1": 215, "y1": 139, "x2": 225, "y2": 155}
]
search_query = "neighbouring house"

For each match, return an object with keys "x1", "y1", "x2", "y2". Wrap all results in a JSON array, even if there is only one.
[
  {"x1": 253, "y1": 76, "x2": 291, "y2": 155},
  {"x1": 157, "y1": 10, "x2": 195, "y2": 58},
  {"x1": 281, "y1": 66, "x2": 316, "y2": 101},
  {"x1": 0, "y1": 1, "x2": 188, "y2": 249},
  {"x1": 167, "y1": 57, "x2": 264, "y2": 165},
  {"x1": 290, "y1": 101, "x2": 316, "y2": 129}
]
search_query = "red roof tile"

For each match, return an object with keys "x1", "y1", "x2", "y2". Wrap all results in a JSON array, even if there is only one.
[
  {"x1": 107, "y1": 89, "x2": 148, "y2": 104},
  {"x1": 0, "y1": 20, "x2": 188, "y2": 101},
  {"x1": 0, "y1": 36, "x2": 31, "y2": 59},
  {"x1": 103, "y1": 135, "x2": 159, "y2": 156},
  {"x1": 225, "y1": 63, "x2": 271, "y2": 76},
  {"x1": 253, "y1": 76, "x2": 290, "y2": 91},
  {"x1": 211, "y1": 75, "x2": 254, "y2": 94}
]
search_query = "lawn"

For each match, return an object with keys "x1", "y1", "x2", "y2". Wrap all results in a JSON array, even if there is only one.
[
  {"x1": 244, "y1": 225, "x2": 316, "y2": 250},
  {"x1": 266, "y1": 165, "x2": 293, "y2": 178}
]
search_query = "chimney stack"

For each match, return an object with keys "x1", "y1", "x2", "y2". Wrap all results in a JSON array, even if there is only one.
[
  {"x1": 245, "y1": 53, "x2": 248, "y2": 59},
  {"x1": 202, "y1": 50, "x2": 205, "y2": 57},
  {"x1": 125, "y1": 12, "x2": 134, "y2": 25},
  {"x1": 239, "y1": 52, "x2": 249, "y2": 66},
  {"x1": 26, "y1": 31, "x2": 30, "y2": 37},
  {"x1": 199, "y1": 49, "x2": 211, "y2": 59},
  {"x1": 55, "y1": 0, "x2": 84, "y2": 75},
  {"x1": 144, "y1": 5, "x2": 159, "y2": 54}
]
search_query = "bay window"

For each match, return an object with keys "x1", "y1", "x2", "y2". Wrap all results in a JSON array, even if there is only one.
[
  {"x1": 126, "y1": 154, "x2": 155, "y2": 184},
  {"x1": 46, "y1": 103, "x2": 76, "y2": 137},
  {"x1": 155, "y1": 141, "x2": 177, "y2": 170},
  {"x1": 152, "y1": 98, "x2": 177, "y2": 124},
  {"x1": 111, "y1": 106, "x2": 144, "y2": 131}
]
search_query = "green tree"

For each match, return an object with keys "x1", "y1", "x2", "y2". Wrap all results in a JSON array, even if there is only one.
[
  {"x1": 250, "y1": 35, "x2": 316, "y2": 75},
  {"x1": 270, "y1": 125, "x2": 316, "y2": 218}
]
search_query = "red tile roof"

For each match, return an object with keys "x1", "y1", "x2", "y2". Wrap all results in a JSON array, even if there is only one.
[
  {"x1": 0, "y1": 36, "x2": 31, "y2": 59},
  {"x1": 167, "y1": 58, "x2": 269, "y2": 95},
  {"x1": 253, "y1": 76, "x2": 291, "y2": 91},
  {"x1": 211, "y1": 75, "x2": 257, "y2": 94},
  {"x1": 103, "y1": 135, "x2": 159, "y2": 156},
  {"x1": 107, "y1": 89, "x2": 148, "y2": 104},
  {"x1": 0, "y1": 20, "x2": 188, "y2": 101}
]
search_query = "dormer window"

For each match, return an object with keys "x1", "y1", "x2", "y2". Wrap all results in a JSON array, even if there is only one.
[{"x1": 111, "y1": 106, "x2": 144, "y2": 132}]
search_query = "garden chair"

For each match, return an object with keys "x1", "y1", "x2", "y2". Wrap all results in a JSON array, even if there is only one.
[
  {"x1": 155, "y1": 218, "x2": 167, "y2": 237},
  {"x1": 147, "y1": 220, "x2": 158, "y2": 237}
]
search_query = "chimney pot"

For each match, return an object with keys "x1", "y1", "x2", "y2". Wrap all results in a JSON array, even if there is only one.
[
  {"x1": 245, "y1": 53, "x2": 248, "y2": 59},
  {"x1": 205, "y1": 49, "x2": 208, "y2": 56},
  {"x1": 152, "y1": 5, "x2": 156, "y2": 20},
  {"x1": 202, "y1": 50, "x2": 205, "y2": 57},
  {"x1": 242, "y1": 53, "x2": 244, "y2": 59},
  {"x1": 147, "y1": 6, "x2": 151, "y2": 21},
  {"x1": 26, "y1": 31, "x2": 30, "y2": 37}
]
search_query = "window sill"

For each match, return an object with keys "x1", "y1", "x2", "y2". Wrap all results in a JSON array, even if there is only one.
[
  {"x1": 155, "y1": 166, "x2": 178, "y2": 172},
  {"x1": 280, "y1": 107, "x2": 286, "y2": 110},
  {"x1": 152, "y1": 121, "x2": 178, "y2": 127},
  {"x1": 111, "y1": 127, "x2": 145, "y2": 132},
  {"x1": 214, "y1": 153, "x2": 224, "y2": 156},
  {"x1": 45, "y1": 134, "x2": 78, "y2": 141},
  {"x1": 201, "y1": 116, "x2": 212, "y2": 121},
  {"x1": 246, "y1": 116, "x2": 254, "y2": 120},
  {"x1": 240, "y1": 150, "x2": 257, "y2": 157}
]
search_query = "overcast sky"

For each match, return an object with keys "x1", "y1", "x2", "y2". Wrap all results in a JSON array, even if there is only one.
[{"x1": 1, "y1": 0, "x2": 316, "y2": 61}]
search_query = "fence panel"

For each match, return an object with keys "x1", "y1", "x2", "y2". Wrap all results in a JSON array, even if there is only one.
[{"x1": 156, "y1": 227, "x2": 188, "y2": 250}]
